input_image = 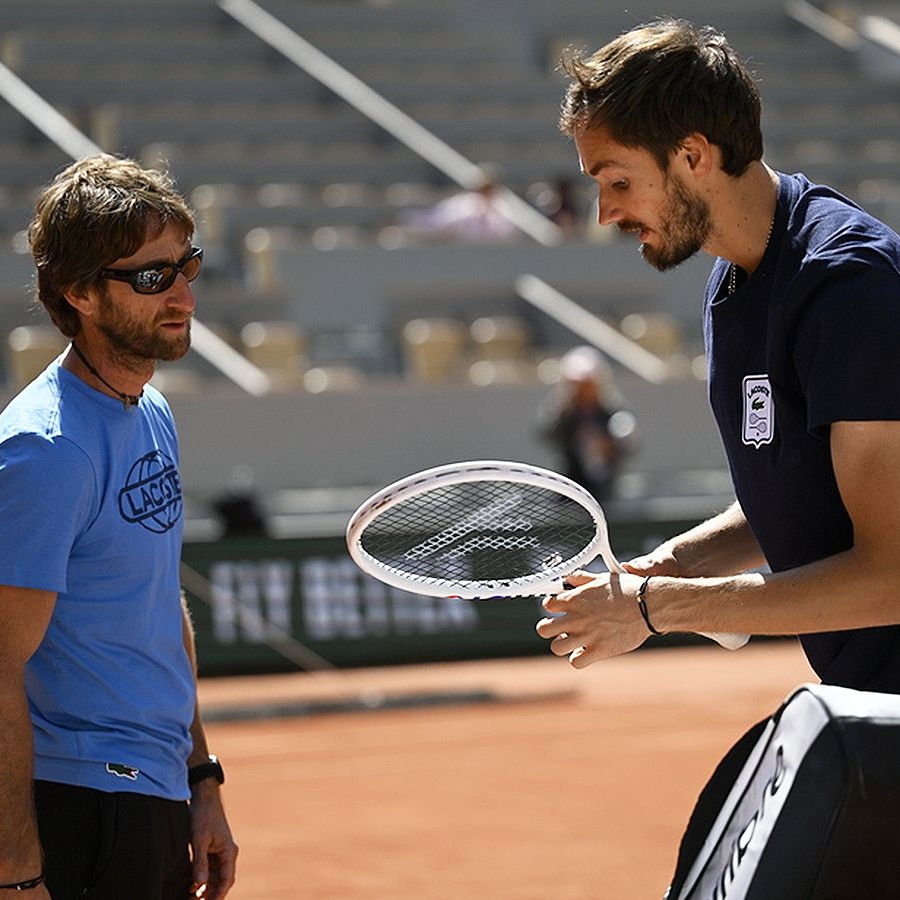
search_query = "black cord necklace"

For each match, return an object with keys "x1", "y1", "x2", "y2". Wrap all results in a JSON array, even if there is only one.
[
  {"x1": 70, "y1": 342, "x2": 143, "y2": 409},
  {"x1": 728, "y1": 212, "x2": 777, "y2": 296}
]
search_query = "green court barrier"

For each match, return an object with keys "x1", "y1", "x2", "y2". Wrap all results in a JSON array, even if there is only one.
[{"x1": 182, "y1": 511, "x2": 717, "y2": 675}]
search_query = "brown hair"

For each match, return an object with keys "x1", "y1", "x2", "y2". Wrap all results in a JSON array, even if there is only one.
[
  {"x1": 27, "y1": 154, "x2": 195, "y2": 337},
  {"x1": 558, "y1": 19, "x2": 763, "y2": 176}
]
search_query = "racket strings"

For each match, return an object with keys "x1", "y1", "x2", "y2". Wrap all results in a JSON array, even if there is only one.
[{"x1": 359, "y1": 481, "x2": 596, "y2": 584}]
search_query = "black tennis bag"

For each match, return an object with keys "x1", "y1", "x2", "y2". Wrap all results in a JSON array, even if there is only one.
[{"x1": 666, "y1": 682, "x2": 900, "y2": 899}]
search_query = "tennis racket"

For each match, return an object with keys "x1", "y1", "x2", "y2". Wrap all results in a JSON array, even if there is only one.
[{"x1": 346, "y1": 460, "x2": 748, "y2": 650}]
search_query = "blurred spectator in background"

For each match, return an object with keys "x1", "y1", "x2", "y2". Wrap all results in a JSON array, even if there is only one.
[
  {"x1": 396, "y1": 164, "x2": 520, "y2": 243},
  {"x1": 529, "y1": 178, "x2": 581, "y2": 234},
  {"x1": 537, "y1": 345, "x2": 638, "y2": 500},
  {"x1": 213, "y1": 464, "x2": 269, "y2": 538}
]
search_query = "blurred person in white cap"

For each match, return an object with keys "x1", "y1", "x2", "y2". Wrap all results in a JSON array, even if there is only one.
[{"x1": 537, "y1": 345, "x2": 637, "y2": 500}]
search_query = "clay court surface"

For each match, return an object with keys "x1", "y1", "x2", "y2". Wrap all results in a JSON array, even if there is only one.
[{"x1": 199, "y1": 640, "x2": 815, "y2": 899}]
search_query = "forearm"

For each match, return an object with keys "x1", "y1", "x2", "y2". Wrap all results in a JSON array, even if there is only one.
[
  {"x1": 180, "y1": 597, "x2": 236, "y2": 897},
  {"x1": 660, "y1": 500, "x2": 766, "y2": 577},
  {"x1": 0, "y1": 681, "x2": 43, "y2": 883},
  {"x1": 187, "y1": 703, "x2": 214, "y2": 769},
  {"x1": 647, "y1": 542, "x2": 900, "y2": 638},
  {"x1": 181, "y1": 596, "x2": 213, "y2": 768},
  {"x1": 541, "y1": 541, "x2": 900, "y2": 669}
]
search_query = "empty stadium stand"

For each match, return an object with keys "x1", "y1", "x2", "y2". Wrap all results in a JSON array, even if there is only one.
[{"x1": 0, "y1": 0, "x2": 898, "y2": 516}]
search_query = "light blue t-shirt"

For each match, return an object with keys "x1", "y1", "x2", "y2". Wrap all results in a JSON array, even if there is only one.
[{"x1": 0, "y1": 359, "x2": 195, "y2": 800}]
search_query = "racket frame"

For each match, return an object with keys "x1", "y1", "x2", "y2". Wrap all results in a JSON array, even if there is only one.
[{"x1": 345, "y1": 460, "x2": 618, "y2": 599}]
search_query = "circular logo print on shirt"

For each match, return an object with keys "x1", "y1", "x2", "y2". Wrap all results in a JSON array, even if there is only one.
[{"x1": 118, "y1": 450, "x2": 183, "y2": 533}]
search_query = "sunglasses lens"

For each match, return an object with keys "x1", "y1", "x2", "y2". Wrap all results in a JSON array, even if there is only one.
[
  {"x1": 112, "y1": 248, "x2": 203, "y2": 294},
  {"x1": 182, "y1": 252, "x2": 203, "y2": 283},
  {"x1": 133, "y1": 267, "x2": 174, "y2": 294}
]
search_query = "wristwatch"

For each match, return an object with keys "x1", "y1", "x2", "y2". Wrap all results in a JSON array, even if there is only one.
[{"x1": 188, "y1": 754, "x2": 225, "y2": 787}]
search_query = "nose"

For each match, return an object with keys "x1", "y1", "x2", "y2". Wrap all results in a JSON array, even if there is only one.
[
  {"x1": 597, "y1": 190, "x2": 621, "y2": 227},
  {"x1": 167, "y1": 275, "x2": 196, "y2": 312}
]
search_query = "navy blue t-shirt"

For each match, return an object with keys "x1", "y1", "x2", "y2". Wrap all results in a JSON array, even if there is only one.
[{"x1": 705, "y1": 172, "x2": 900, "y2": 691}]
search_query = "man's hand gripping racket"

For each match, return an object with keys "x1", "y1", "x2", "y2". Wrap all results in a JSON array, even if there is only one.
[{"x1": 345, "y1": 461, "x2": 749, "y2": 651}]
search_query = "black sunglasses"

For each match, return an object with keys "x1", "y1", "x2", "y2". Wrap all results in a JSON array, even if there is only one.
[{"x1": 99, "y1": 246, "x2": 204, "y2": 295}]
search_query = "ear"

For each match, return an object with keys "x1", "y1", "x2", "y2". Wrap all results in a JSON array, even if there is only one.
[
  {"x1": 62, "y1": 284, "x2": 97, "y2": 322},
  {"x1": 676, "y1": 133, "x2": 715, "y2": 180}
]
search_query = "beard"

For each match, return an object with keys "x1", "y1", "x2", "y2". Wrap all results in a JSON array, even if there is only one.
[
  {"x1": 625, "y1": 172, "x2": 712, "y2": 272},
  {"x1": 96, "y1": 289, "x2": 192, "y2": 365}
]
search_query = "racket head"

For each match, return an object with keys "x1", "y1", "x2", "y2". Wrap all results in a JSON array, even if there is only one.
[{"x1": 346, "y1": 460, "x2": 614, "y2": 599}]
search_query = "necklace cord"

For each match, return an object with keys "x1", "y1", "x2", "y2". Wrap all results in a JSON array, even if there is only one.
[
  {"x1": 70, "y1": 342, "x2": 142, "y2": 409},
  {"x1": 728, "y1": 212, "x2": 777, "y2": 296}
]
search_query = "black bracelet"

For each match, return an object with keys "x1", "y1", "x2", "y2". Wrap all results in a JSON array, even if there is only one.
[
  {"x1": 0, "y1": 874, "x2": 45, "y2": 891},
  {"x1": 636, "y1": 575, "x2": 664, "y2": 636}
]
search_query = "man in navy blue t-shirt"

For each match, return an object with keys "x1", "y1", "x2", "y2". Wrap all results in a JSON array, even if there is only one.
[{"x1": 537, "y1": 19, "x2": 900, "y2": 692}]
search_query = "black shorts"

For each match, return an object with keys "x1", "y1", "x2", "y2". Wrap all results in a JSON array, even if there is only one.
[{"x1": 34, "y1": 780, "x2": 192, "y2": 900}]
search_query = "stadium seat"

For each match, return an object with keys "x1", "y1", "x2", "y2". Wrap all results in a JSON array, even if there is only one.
[
  {"x1": 383, "y1": 182, "x2": 451, "y2": 209},
  {"x1": 302, "y1": 365, "x2": 364, "y2": 393},
  {"x1": 310, "y1": 226, "x2": 368, "y2": 251},
  {"x1": 320, "y1": 182, "x2": 380, "y2": 208},
  {"x1": 469, "y1": 315, "x2": 531, "y2": 361},
  {"x1": 400, "y1": 317, "x2": 467, "y2": 383},
  {"x1": 242, "y1": 226, "x2": 300, "y2": 295},
  {"x1": 191, "y1": 183, "x2": 248, "y2": 248},
  {"x1": 468, "y1": 358, "x2": 538, "y2": 386},
  {"x1": 239, "y1": 320, "x2": 307, "y2": 388},
  {"x1": 256, "y1": 183, "x2": 311, "y2": 208},
  {"x1": 620, "y1": 312, "x2": 685, "y2": 358}
]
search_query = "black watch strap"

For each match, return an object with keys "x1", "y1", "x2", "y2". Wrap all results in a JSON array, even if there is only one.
[{"x1": 188, "y1": 754, "x2": 225, "y2": 786}]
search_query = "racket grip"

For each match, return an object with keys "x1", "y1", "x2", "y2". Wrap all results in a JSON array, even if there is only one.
[{"x1": 700, "y1": 631, "x2": 750, "y2": 650}]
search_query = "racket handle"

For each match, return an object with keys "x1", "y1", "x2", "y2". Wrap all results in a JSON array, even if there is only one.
[{"x1": 700, "y1": 631, "x2": 750, "y2": 650}]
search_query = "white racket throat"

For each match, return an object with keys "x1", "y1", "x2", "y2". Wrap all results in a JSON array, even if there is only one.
[{"x1": 346, "y1": 460, "x2": 748, "y2": 650}]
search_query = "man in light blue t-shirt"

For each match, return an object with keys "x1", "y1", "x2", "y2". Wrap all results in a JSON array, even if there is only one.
[{"x1": 0, "y1": 155, "x2": 237, "y2": 899}]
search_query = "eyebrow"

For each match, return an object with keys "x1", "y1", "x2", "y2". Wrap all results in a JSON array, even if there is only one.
[
  {"x1": 583, "y1": 159, "x2": 625, "y2": 178},
  {"x1": 115, "y1": 246, "x2": 193, "y2": 271}
]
